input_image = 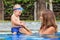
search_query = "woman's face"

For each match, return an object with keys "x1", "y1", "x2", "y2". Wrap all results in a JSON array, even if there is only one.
[
  {"x1": 40, "y1": 13, "x2": 43, "y2": 21},
  {"x1": 40, "y1": 16, "x2": 43, "y2": 22}
]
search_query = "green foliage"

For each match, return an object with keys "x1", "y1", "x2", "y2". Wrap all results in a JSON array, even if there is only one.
[
  {"x1": 3, "y1": 0, "x2": 60, "y2": 20},
  {"x1": 3, "y1": 0, "x2": 35, "y2": 20},
  {"x1": 46, "y1": 0, "x2": 60, "y2": 2},
  {"x1": 53, "y1": 0, "x2": 60, "y2": 2},
  {"x1": 3, "y1": 0, "x2": 13, "y2": 14}
]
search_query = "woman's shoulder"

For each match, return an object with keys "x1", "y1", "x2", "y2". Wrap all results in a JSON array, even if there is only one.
[{"x1": 48, "y1": 26, "x2": 55, "y2": 31}]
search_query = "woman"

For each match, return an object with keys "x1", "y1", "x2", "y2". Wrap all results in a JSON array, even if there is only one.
[{"x1": 39, "y1": 9, "x2": 57, "y2": 35}]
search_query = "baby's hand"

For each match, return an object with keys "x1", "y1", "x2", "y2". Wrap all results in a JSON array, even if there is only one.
[
  {"x1": 20, "y1": 21, "x2": 25, "y2": 24},
  {"x1": 20, "y1": 22, "x2": 24, "y2": 25},
  {"x1": 21, "y1": 21, "x2": 25, "y2": 23}
]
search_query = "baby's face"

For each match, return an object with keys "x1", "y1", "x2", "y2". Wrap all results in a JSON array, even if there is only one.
[
  {"x1": 15, "y1": 10, "x2": 22, "y2": 16},
  {"x1": 13, "y1": 7, "x2": 23, "y2": 16}
]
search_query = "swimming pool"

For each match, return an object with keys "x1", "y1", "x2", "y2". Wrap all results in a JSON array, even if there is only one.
[
  {"x1": 0, "y1": 22, "x2": 60, "y2": 40},
  {"x1": 0, "y1": 32, "x2": 60, "y2": 40}
]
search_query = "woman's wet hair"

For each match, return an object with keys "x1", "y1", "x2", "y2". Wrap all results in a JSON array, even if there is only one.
[{"x1": 40, "y1": 9, "x2": 57, "y2": 32}]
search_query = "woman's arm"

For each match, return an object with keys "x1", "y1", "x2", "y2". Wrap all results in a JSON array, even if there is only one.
[{"x1": 42, "y1": 27, "x2": 55, "y2": 34}]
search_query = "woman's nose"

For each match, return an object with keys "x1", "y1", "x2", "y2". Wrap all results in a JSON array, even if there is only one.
[{"x1": 40, "y1": 16, "x2": 43, "y2": 19}]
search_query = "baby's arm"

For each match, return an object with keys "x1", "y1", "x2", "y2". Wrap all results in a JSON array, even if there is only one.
[
  {"x1": 19, "y1": 21, "x2": 32, "y2": 32},
  {"x1": 11, "y1": 16, "x2": 24, "y2": 26}
]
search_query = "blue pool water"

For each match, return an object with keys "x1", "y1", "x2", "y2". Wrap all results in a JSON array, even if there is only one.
[{"x1": 0, "y1": 32, "x2": 60, "y2": 40}]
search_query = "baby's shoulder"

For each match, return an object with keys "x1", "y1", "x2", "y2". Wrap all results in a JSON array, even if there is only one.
[{"x1": 11, "y1": 15, "x2": 16, "y2": 19}]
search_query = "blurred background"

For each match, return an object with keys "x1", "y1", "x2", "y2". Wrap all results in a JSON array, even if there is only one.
[{"x1": 0, "y1": 0, "x2": 60, "y2": 21}]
